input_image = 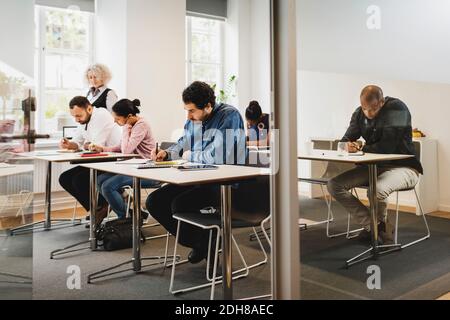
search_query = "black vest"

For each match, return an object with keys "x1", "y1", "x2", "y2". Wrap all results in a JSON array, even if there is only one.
[{"x1": 87, "y1": 88, "x2": 111, "y2": 109}]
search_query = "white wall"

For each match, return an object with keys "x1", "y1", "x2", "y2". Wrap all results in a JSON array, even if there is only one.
[
  {"x1": 225, "y1": 0, "x2": 271, "y2": 115},
  {"x1": 95, "y1": 0, "x2": 127, "y2": 98},
  {"x1": 296, "y1": 0, "x2": 450, "y2": 212},
  {"x1": 0, "y1": 0, "x2": 34, "y2": 78},
  {"x1": 250, "y1": 0, "x2": 271, "y2": 115},
  {"x1": 96, "y1": 0, "x2": 186, "y2": 142},
  {"x1": 297, "y1": 70, "x2": 450, "y2": 212},
  {"x1": 296, "y1": 0, "x2": 450, "y2": 84}
]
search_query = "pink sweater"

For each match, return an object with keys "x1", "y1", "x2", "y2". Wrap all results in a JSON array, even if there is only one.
[{"x1": 104, "y1": 118, "x2": 155, "y2": 159}]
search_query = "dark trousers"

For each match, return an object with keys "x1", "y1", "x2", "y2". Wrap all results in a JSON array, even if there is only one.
[
  {"x1": 59, "y1": 166, "x2": 106, "y2": 212},
  {"x1": 146, "y1": 184, "x2": 220, "y2": 251}
]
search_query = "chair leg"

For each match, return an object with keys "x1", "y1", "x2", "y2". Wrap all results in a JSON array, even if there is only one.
[
  {"x1": 169, "y1": 221, "x2": 182, "y2": 294},
  {"x1": 400, "y1": 188, "x2": 431, "y2": 249},
  {"x1": 163, "y1": 232, "x2": 170, "y2": 267},
  {"x1": 72, "y1": 200, "x2": 77, "y2": 222},
  {"x1": 209, "y1": 227, "x2": 221, "y2": 300},
  {"x1": 261, "y1": 216, "x2": 272, "y2": 248},
  {"x1": 395, "y1": 191, "x2": 400, "y2": 244},
  {"x1": 325, "y1": 187, "x2": 363, "y2": 238},
  {"x1": 299, "y1": 184, "x2": 334, "y2": 229},
  {"x1": 170, "y1": 225, "x2": 252, "y2": 299},
  {"x1": 206, "y1": 233, "x2": 252, "y2": 282},
  {"x1": 252, "y1": 227, "x2": 268, "y2": 265}
]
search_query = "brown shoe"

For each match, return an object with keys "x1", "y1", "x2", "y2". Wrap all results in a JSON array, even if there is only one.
[{"x1": 94, "y1": 205, "x2": 109, "y2": 227}]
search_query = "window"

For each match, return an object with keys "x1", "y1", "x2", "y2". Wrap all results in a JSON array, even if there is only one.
[
  {"x1": 35, "y1": 6, "x2": 93, "y2": 135},
  {"x1": 186, "y1": 16, "x2": 224, "y2": 91}
]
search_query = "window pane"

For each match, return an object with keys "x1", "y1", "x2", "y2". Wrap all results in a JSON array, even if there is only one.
[
  {"x1": 44, "y1": 54, "x2": 61, "y2": 88},
  {"x1": 45, "y1": 9, "x2": 90, "y2": 51},
  {"x1": 192, "y1": 33, "x2": 220, "y2": 63},
  {"x1": 61, "y1": 55, "x2": 88, "y2": 89},
  {"x1": 192, "y1": 17, "x2": 220, "y2": 34},
  {"x1": 191, "y1": 63, "x2": 221, "y2": 87},
  {"x1": 187, "y1": 16, "x2": 224, "y2": 88},
  {"x1": 43, "y1": 90, "x2": 79, "y2": 133}
]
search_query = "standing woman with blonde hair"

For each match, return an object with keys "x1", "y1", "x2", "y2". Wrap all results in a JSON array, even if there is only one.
[{"x1": 85, "y1": 63, "x2": 118, "y2": 112}]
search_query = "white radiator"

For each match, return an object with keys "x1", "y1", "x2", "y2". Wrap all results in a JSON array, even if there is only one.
[
  {"x1": 1, "y1": 172, "x2": 33, "y2": 195},
  {"x1": 1, "y1": 160, "x2": 72, "y2": 194},
  {"x1": 32, "y1": 160, "x2": 74, "y2": 193}
]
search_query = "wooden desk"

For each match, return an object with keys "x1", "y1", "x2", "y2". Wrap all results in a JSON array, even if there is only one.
[
  {"x1": 9, "y1": 151, "x2": 136, "y2": 234},
  {"x1": 299, "y1": 150, "x2": 413, "y2": 267},
  {"x1": 80, "y1": 161, "x2": 269, "y2": 300}
]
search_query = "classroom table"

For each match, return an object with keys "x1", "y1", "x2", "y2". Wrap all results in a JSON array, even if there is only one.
[
  {"x1": 79, "y1": 160, "x2": 270, "y2": 300},
  {"x1": 298, "y1": 150, "x2": 413, "y2": 267},
  {"x1": 9, "y1": 151, "x2": 136, "y2": 235}
]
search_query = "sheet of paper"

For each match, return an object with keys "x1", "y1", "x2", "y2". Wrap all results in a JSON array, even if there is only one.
[{"x1": 115, "y1": 158, "x2": 149, "y2": 165}]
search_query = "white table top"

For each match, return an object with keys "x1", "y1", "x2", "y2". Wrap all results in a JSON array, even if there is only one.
[
  {"x1": 80, "y1": 162, "x2": 270, "y2": 186},
  {"x1": 298, "y1": 150, "x2": 413, "y2": 164},
  {"x1": 15, "y1": 151, "x2": 137, "y2": 163},
  {"x1": 0, "y1": 164, "x2": 34, "y2": 178}
]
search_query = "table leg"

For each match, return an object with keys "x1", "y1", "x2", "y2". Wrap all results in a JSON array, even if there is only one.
[
  {"x1": 87, "y1": 176, "x2": 178, "y2": 283},
  {"x1": 345, "y1": 163, "x2": 401, "y2": 268},
  {"x1": 368, "y1": 163, "x2": 379, "y2": 258},
  {"x1": 44, "y1": 161, "x2": 52, "y2": 230},
  {"x1": 132, "y1": 176, "x2": 142, "y2": 272},
  {"x1": 221, "y1": 184, "x2": 233, "y2": 300},
  {"x1": 9, "y1": 161, "x2": 81, "y2": 236},
  {"x1": 89, "y1": 169, "x2": 97, "y2": 250}
]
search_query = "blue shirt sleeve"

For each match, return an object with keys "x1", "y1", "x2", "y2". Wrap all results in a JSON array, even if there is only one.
[
  {"x1": 166, "y1": 121, "x2": 191, "y2": 160},
  {"x1": 190, "y1": 111, "x2": 246, "y2": 165}
]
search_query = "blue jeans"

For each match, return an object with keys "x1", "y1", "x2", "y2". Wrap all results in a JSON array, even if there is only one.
[{"x1": 97, "y1": 173, "x2": 160, "y2": 219}]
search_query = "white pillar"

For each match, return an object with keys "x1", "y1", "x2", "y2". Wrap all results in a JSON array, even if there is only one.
[{"x1": 271, "y1": 0, "x2": 301, "y2": 300}]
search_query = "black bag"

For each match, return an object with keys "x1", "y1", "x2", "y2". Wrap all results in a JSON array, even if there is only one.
[{"x1": 95, "y1": 218, "x2": 145, "y2": 251}]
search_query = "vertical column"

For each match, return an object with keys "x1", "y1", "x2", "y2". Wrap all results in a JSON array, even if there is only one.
[
  {"x1": 132, "y1": 176, "x2": 142, "y2": 272},
  {"x1": 368, "y1": 164, "x2": 379, "y2": 257},
  {"x1": 89, "y1": 169, "x2": 98, "y2": 250},
  {"x1": 271, "y1": 0, "x2": 300, "y2": 299},
  {"x1": 44, "y1": 161, "x2": 52, "y2": 230},
  {"x1": 221, "y1": 184, "x2": 233, "y2": 300}
]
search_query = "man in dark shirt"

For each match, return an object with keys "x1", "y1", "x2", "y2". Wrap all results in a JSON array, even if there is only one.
[{"x1": 327, "y1": 85, "x2": 423, "y2": 243}]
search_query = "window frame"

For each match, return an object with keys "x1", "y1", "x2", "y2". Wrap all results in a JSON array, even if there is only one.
[
  {"x1": 35, "y1": 5, "x2": 94, "y2": 135},
  {"x1": 185, "y1": 15, "x2": 225, "y2": 91}
]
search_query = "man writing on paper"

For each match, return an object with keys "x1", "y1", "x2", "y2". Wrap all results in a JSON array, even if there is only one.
[
  {"x1": 327, "y1": 85, "x2": 423, "y2": 244},
  {"x1": 147, "y1": 81, "x2": 247, "y2": 264},
  {"x1": 59, "y1": 96, "x2": 121, "y2": 226}
]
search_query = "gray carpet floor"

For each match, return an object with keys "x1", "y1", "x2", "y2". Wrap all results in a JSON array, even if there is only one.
[
  {"x1": 1, "y1": 196, "x2": 449, "y2": 300},
  {"x1": 299, "y1": 198, "x2": 450, "y2": 300}
]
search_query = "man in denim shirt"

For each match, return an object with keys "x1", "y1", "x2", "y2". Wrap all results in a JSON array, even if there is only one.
[
  {"x1": 154, "y1": 83, "x2": 246, "y2": 165},
  {"x1": 147, "y1": 81, "x2": 247, "y2": 263}
]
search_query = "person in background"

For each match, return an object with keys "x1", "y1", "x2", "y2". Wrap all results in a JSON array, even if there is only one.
[
  {"x1": 327, "y1": 85, "x2": 423, "y2": 244},
  {"x1": 85, "y1": 63, "x2": 118, "y2": 112},
  {"x1": 245, "y1": 100, "x2": 270, "y2": 148},
  {"x1": 147, "y1": 81, "x2": 247, "y2": 264},
  {"x1": 90, "y1": 99, "x2": 160, "y2": 220},
  {"x1": 58, "y1": 96, "x2": 121, "y2": 227}
]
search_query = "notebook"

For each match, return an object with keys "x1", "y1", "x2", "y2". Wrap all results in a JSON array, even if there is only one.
[{"x1": 136, "y1": 160, "x2": 187, "y2": 169}]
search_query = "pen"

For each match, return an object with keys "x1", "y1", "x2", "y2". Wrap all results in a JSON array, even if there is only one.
[{"x1": 155, "y1": 142, "x2": 159, "y2": 155}]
